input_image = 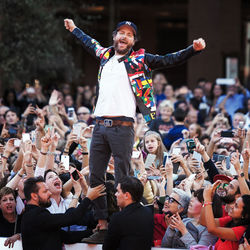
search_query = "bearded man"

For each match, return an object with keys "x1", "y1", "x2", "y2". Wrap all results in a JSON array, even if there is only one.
[
  {"x1": 21, "y1": 176, "x2": 104, "y2": 250},
  {"x1": 64, "y1": 19, "x2": 206, "y2": 243}
]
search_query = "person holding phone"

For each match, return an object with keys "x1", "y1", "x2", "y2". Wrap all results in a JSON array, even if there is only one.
[
  {"x1": 161, "y1": 189, "x2": 218, "y2": 249},
  {"x1": 154, "y1": 188, "x2": 190, "y2": 245},
  {"x1": 143, "y1": 130, "x2": 167, "y2": 169},
  {"x1": 64, "y1": 18, "x2": 205, "y2": 244},
  {"x1": 203, "y1": 183, "x2": 250, "y2": 250}
]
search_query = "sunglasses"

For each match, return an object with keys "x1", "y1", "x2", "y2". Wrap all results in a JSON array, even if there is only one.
[
  {"x1": 165, "y1": 195, "x2": 182, "y2": 206},
  {"x1": 77, "y1": 112, "x2": 89, "y2": 115},
  {"x1": 217, "y1": 183, "x2": 229, "y2": 189}
]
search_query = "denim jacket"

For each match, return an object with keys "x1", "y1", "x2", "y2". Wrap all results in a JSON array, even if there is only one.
[{"x1": 72, "y1": 27, "x2": 199, "y2": 123}]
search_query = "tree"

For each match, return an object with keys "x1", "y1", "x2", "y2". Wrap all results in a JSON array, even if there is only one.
[{"x1": 0, "y1": 0, "x2": 82, "y2": 88}]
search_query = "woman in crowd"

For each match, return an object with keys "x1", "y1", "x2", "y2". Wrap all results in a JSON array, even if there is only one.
[
  {"x1": 0, "y1": 187, "x2": 22, "y2": 248},
  {"x1": 161, "y1": 188, "x2": 218, "y2": 249},
  {"x1": 203, "y1": 182, "x2": 250, "y2": 250}
]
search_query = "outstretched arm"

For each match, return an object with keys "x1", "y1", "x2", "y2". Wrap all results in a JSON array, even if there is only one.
[
  {"x1": 64, "y1": 19, "x2": 106, "y2": 60},
  {"x1": 145, "y1": 38, "x2": 206, "y2": 69}
]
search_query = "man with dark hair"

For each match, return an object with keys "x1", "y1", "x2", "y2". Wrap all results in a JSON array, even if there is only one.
[
  {"x1": 163, "y1": 108, "x2": 188, "y2": 150},
  {"x1": 101, "y1": 176, "x2": 153, "y2": 250},
  {"x1": 64, "y1": 18, "x2": 206, "y2": 243},
  {"x1": 21, "y1": 177, "x2": 105, "y2": 250}
]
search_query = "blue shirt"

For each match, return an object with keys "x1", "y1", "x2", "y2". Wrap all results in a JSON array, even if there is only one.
[
  {"x1": 163, "y1": 125, "x2": 187, "y2": 150},
  {"x1": 216, "y1": 91, "x2": 249, "y2": 117}
]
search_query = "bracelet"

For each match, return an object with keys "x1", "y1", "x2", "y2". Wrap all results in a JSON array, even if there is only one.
[
  {"x1": 235, "y1": 172, "x2": 244, "y2": 179},
  {"x1": 47, "y1": 151, "x2": 56, "y2": 156},
  {"x1": 1, "y1": 155, "x2": 8, "y2": 160},
  {"x1": 202, "y1": 202, "x2": 213, "y2": 207},
  {"x1": 72, "y1": 195, "x2": 79, "y2": 200},
  {"x1": 40, "y1": 151, "x2": 47, "y2": 155},
  {"x1": 25, "y1": 164, "x2": 33, "y2": 167},
  {"x1": 18, "y1": 172, "x2": 23, "y2": 178},
  {"x1": 82, "y1": 152, "x2": 88, "y2": 155}
]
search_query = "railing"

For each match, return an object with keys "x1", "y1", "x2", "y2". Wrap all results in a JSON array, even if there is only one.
[{"x1": 0, "y1": 237, "x2": 182, "y2": 249}]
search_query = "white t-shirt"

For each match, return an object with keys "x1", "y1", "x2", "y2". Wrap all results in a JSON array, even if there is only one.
[{"x1": 94, "y1": 55, "x2": 136, "y2": 118}]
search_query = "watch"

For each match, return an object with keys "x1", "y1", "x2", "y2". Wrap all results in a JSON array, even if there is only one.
[{"x1": 235, "y1": 172, "x2": 244, "y2": 179}]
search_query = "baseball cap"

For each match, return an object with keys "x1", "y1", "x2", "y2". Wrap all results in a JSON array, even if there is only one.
[
  {"x1": 116, "y1": 21, "x2": 137, "y2": 36},
  {"x1": 213, "y1": 174, "x2": 233, "y2": 183}
]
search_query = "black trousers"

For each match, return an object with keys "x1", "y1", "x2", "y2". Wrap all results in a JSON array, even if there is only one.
[{"x1": 89, "y1": 123, "x2": 134, "y2": 220}]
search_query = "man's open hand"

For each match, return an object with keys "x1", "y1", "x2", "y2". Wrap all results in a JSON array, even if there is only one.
[{"x1": 64, "y1": 19, "x2": 76, "y2": 32}]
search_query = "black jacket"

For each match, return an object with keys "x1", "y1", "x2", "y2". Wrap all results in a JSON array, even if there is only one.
[
  {"x1": 21, "y1": 198, "x2": 92, "y2": 250},
  {"x1": 103, "y1": 202, "x2": 153, "y2": 250}
]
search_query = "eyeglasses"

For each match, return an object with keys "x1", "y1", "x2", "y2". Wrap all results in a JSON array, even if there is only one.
[
  {"x1": 217, "y1": 183, "x2": 229, "y2": 189},
  {"x1": 77, "y1": 112, "x2": 89, "y2": 115},
  {"x1": 165, "y1": 195, "x2": 182, "y2": 206}
]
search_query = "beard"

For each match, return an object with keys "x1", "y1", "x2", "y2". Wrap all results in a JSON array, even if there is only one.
[
  {"x1": 114, "y1": 40, "x2": 133, "y2": 55},
  {"x1": 38, "y1": 197, "x2": 52, "y2": 208},
  {"x1": 220, "y1": 194, "x2": 235, "y2": 204}
]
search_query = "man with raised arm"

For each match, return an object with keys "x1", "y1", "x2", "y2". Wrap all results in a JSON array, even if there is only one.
[{"x1": 64, "y1": 18, "x2": 206, "y2": 243}]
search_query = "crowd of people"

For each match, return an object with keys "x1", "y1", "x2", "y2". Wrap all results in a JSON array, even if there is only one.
[{"x1": 0, "y1": 73, "x2": 249, "y2": 249}]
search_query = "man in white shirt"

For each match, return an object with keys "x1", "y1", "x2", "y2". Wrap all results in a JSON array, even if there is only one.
[{"x1": 64, "y1": 18, "x2": 206, "y2": 243}]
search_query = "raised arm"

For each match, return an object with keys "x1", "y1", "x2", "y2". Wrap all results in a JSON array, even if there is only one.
[
  {"x1": 203, "y1": 182, "x2": 239, "y2": 241},
  {"x1": 145, "y1": 38, "x2": 205, "y2": 70},
  {"x1": 64, "y1": 19, "x2": 106, "y2": 60}
]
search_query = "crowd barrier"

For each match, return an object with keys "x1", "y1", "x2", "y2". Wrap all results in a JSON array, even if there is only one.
[{"x1": 0, "y1": 237, "x2": 183, "y2": 250}]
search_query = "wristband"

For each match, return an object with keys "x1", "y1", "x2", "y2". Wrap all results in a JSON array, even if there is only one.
[
  {"x1": 25, "y1": 164, "x2": 33, "y2": 167},
  {"x1": 235, "y1": 172, "x2": 244, "y2": 179},
  {"x1": 47, "y1": 151, "x2": 56, "y2": 156},
  {"x1": 202, "y1": 201, "x2": 213, "y2": 207},
  {"x1": 82, "y1": 152, "x2": 88, "y2": 155},
  {"x1": 1, "y1": 155, "x2": 8, "y2": 160},
  {"x1": 40, "y1": 151, "x2": 47, "y2": 155},
  {"x1": 72, "y1": 195, "x2": 79, "y2": 200},
  {"x1": 18, "y1": 172, "x2": 23, "y2": 178}
]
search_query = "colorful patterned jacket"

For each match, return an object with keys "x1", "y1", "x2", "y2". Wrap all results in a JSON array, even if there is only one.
[{"x1": 72, "y1": 27, "x2": 199, "y2": 123}]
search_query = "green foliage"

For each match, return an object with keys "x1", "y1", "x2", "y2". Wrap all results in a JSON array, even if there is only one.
[{"x1": 0, "y1": 0, "x2": 83, "y2": 87}]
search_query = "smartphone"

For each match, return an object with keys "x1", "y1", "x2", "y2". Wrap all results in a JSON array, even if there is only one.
[
  {"x1": 132, "y1": 151, "x2": 140, "y2": 159},
  {"x1": 147, "y1": 176, "x2": 161, "y2": 180},
  {"x1": 71, "y1": 169, "x2": 80, "y2": 181},
  {"x1": 186, "y1": 139, "x2": 196, "y2": 154},
  {"x1": 73, "y1": 123, "x2": 82, "y2": 138},
  {"x1": 61, "y1": 155, "x2": 69, "y2": 171},
  {"x1": 173, "y1": 162, "x2": 180, "y2": 174},
  {"x1": 144, "y1": 154, "x2": 156, "y2": 169},
  {"x1": 216, "y1": 78, "x2": 236, "y2": 85},
  {"x1": 163, "y1": 154, "x2": 168, "y2": 166},
  {"x1": 14, "y1": 139, "x2": 21, "y2": 147},
  {"x1": 22, "y1": 133, "x2": 30, "y2": 142},
  {"x1": 30, "y1": 130, "x2": 36, "y2": 143},
  {"x1": 172, "y1": 147, "x2": 181, "y2": 155},
  {"x1": 238, "y1": 121, "x2": 244, "y2": 129},
  {"x1": 164, "y1": 211, "x2": 173, "y2": 217},
  {"x1": 193, "y1": 151, "x2": 202, "y2": 167},
  {"x1": 221, "y1": 130, "x2": 234, "y2": 138},
  {"x1": 67, "y1": 107, "x2": 75, "y2": 120},
  {"x1": 213, "y1": 154, "x2": 231, "y2": 169}
]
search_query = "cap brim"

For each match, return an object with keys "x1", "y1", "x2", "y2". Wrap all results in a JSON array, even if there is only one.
[
  {"x1": 213, "y1": 174, "x2": 233, "y2": 183},
  {"x1": 117, "y1": 24, "x2": 136, "y2": 36}
]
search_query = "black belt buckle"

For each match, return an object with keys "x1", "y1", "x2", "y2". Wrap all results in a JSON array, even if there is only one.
[{"x1": 103, "y1": 119, "x2": 113, "y2": 127}]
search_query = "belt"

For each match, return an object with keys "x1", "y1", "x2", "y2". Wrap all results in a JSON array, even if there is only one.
[{"x1": 96, "y1": 119, "x2": 133, "y2": 127}]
